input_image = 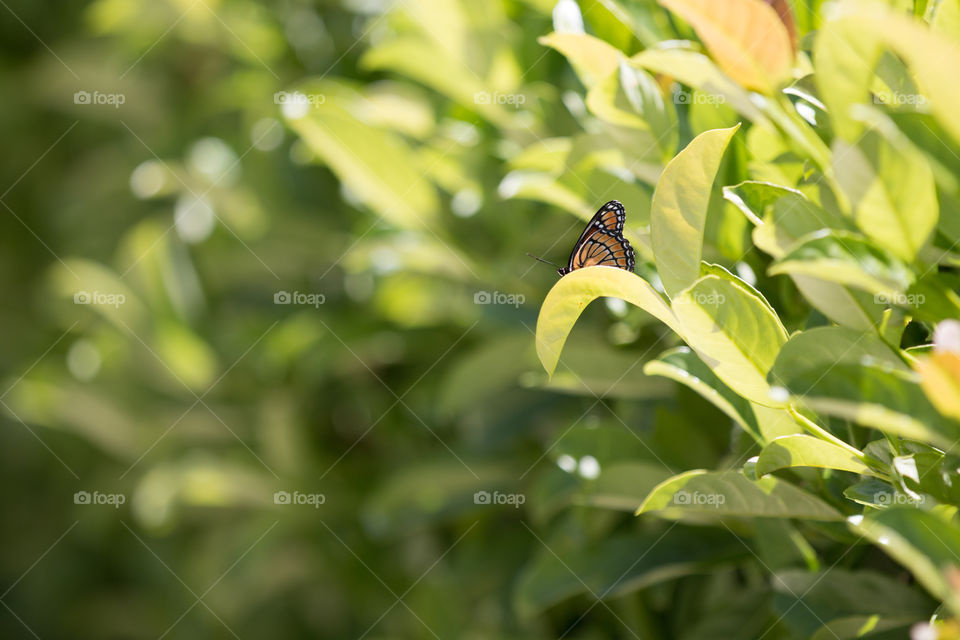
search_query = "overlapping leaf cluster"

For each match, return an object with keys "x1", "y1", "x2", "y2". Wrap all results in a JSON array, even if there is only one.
[{"x1": 535, "y1": 0, "x2": 960, "y2": 636}]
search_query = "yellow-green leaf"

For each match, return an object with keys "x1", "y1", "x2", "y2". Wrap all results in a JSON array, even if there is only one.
[
  {"x1": 756, "y1": 434, "x2": 878, "y2": 477},
  {"x1": 672, "y1": 273, "x2": 788, "y2": 406},
  {"x1": 538, "y1": 32, "x2": 622, "y2": 88},
  {"x1": 651, "y1": 125, "x2": 739, "y2": 298},
  {"x1": 535, "y1": 267, "x2": 680, "y2": 376}
]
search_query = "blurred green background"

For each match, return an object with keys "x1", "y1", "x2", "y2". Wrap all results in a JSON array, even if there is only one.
[{"x1": 0, "y1": 0, "x2": 846, "y2": 638}]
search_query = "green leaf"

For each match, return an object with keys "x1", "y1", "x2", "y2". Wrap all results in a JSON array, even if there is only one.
[
  {"x1": 585, "y1": 60, "x2": 677, "y2": 158},
  {"x1": 724, "y1": 183, "x2": 885, "y2": 330},
  {"x1": 643, "y1": 346, "x2": 762, "y2": 442},
  {"x1": 656, "y1": 0, "x2": 793, "y2": 94},
  {"x1": 816, "y1": 3, "x2": 960, "y2": 148},
  {"x1": 756, "y1": 435, "x2": 877, "y2": 477},
  {"x1": 532, "y1": 337, "x2": 674, "y2": 399},
  {"x1": 538, "y1": 31, "x2": 623, "y2": 88},
  {"x1": 773, "y1": 569, "x2": 934, "y2": 639},
  {"x1": 672, "y1": 273, "x2": 788, "y2": 406},
  {"x1": 361, "y1": 458, "x2": 517, "y2": 536},
  {"x1": 651, "y1": 125, "x2": 740, "y2": 298},
  {"x1": 360, "y1": 38, "x2": 515, "y2": 128},
  {"x1": 723, "y1": 180, "x2": 805, "y2": 227},
  {"x1": 636, "y1": 470, "x2": 843, "y2": 520},
  {"x1": 809, "y1": 617, "x2": 918, "y2": 640},
  {"x1": 769, "y1": 326, "x2": 911, "y2": 389},
  {"x1": 832, "y1": 132, "x2": 938, "y2": 262},
  {"x1": 628, "y1": 48, "x2": 768, "y2": 124},
  {"x1": 769, "y1": 230, "x2": 915, "y2": 298},
  {"x1": 514, "y1": 526, "x2": 746, "y2": 618},
  {"x1": 285, "y1": 84, "x2": 439, "y2": 230},
  {"x1": 842, "y1": 478, "x2": 911, "y2": 509},
  {"x1": 853, "y1": 508, "x2": 960, "y2": 614},
  {"x1": 535, "y1": 266, "x2": 680, "y2": 377},
  {"x1": 777, "y1": 363, "x2": 960, "y2": 449}
]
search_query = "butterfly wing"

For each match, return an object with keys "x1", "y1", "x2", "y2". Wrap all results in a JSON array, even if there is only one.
[
  {"x1": 569, "y1": 227, "x2": 635, "y2": 271},
  {"x1": 559, "y1": 200, "x2": 634, "y2": 275}
]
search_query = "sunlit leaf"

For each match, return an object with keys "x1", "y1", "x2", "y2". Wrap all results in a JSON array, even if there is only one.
[
  {"x1": 637, "y1": 469, "x2": 843, "y2": 520},
  {"x1": 672, "y1": 273, "x2": 788, "y2": 406},
  {"x1": 832, "y1": 132, "x2": 938, "y2": 262},
  {"x1": 285, "y1": 83, "x2": 440, "y2": 230},
  {"x1": 535, "y1": 267, "x2": 680, "y2": 376},
  {"x1": 656, "y1": 0, "x2": 793, "y2": 93},
  {"x1": 769, "y1": 231, "x2": 915, "y2": 302},
  {"x1": 756, "y1": 434, "x2": 878, "y2": 477},
  {"x1": 651, "y1": 125, "x2": 740, "y2": 298},
  {"x1": 538, "y1": 32, "x2": 623, "y2": 88}
]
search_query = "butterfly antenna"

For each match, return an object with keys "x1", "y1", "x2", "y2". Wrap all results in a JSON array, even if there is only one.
[{"x1": 526, "y1": 252, "x2": 563, "y2": 269}]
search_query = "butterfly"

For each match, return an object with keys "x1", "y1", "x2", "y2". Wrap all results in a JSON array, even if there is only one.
[{"x1": 528, "y1": 200, "x2": 635, "y2": 276}]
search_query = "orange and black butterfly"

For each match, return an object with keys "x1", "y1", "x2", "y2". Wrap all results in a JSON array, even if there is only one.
[{"x1": 529, "y1": 200, "x2": 635, "y2": 276}]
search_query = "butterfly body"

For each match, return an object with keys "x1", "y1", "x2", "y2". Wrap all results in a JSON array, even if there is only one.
[{"x1": 557, "y1": 200, "x2": 635, "y2": 276}]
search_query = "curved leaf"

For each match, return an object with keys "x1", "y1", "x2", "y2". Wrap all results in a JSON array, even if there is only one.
[
  {"x1": 769, "y1": 325, "x2": 911, "y2": 389},
  {"x1": 628, "y1": 48, "x2": 768, "y2": 123},
  {"x1": 853, "y1": 508, "x2": 960, "y2": 614},
  {"x1": 756, "y1": 435, "x2": 877, "y2": 477},
  {"x1": 643, "y1": 346, "x2": 761, "y2": 441},
  {"x1": 538, "y1": 32, "x2": 623, "y2": 88},
  {"x1": 672, "y1": 273, "x2": 788, "y2": 406},
  {"x1": 832, "y1": 132, "x2": 937, "y2": 262},
  {"x1": 285, "y1": 83, "x2": 439, "y2": 229},
  {"x1": 779, "y1": 363, "x2": 960, "y2": 449},
  {"x1": 769, "y1": 230, "x2": 915, "y2": 298},
  {"x1": 514, "y1": 526, "x2": 745, "y2": 618},
  {"x1": 637, "y1": 469, "x2": 843, "y2": 520},
  {"x1": 651, "y1": 125, "x2": 740, "y2": 298},
  {"x1": 535, "y1": 266, "x2": 679, "y2": 376}
]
